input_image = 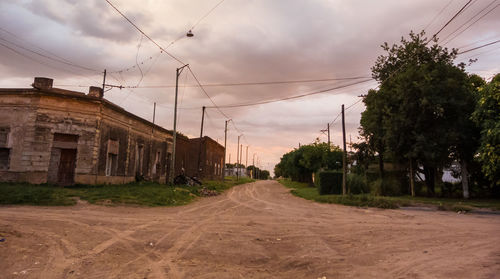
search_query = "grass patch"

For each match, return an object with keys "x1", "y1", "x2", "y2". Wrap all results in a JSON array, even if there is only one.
[
  {"x1": 0, "y1": 183, "x2": 76, "y2": 206},
  {"x1": 0, "y1": 177, "x2": 255, "y2": 207},
  {"x1": 201, "y1": 176, "x2": 255, "y2": 193},
  {"x1": 278, "y1": 179, "x2": 500, "y2": 211}
]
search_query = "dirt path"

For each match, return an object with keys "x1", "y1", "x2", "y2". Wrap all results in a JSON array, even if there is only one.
[{"x1": 1, "y1": 180, "x2": 499, "y2": 278}]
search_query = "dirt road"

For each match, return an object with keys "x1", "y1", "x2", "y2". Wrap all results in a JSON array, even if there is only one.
[{"x1": 1, "y1": 180, "x2": 499, "y2": 278}]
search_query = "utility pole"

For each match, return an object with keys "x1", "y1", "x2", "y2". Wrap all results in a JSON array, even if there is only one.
[
  {"x1": 342, "y1": 104, "x2": 347, "y2": 195},
  {"x1": 236, "y1": 135, "x2": 241, "y2": 180},
  {"x1": 245, "y1": 146, "x2": 248, "y2": 173},
  {"x1": 327, "y1": 123, "x2": 331, "y2": 148},
  {"x1": 169, "y1": 64, "x2": 189, "y2": 184},
  {"x1": 240, "y1": 144, "x2": 243, "y2": 177},
  {"x1": 197, "y1": 106, "x2": 206, "y2": 177},
  {"x1": 222, "y1": 120, "x2": 228, "y2": 180},
  {"x1": 252, "y1": 153, "x2": 256, "y2": 179},
  {"x1": 257, "y1": 156, "x2": 260, "y2": 179},
  {"x1": 102, "y1": 69, "x2": 107, "y2": 91}
]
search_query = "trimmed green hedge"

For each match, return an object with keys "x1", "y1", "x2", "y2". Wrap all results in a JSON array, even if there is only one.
[{"x1": 315, "y1": 171, "x2": 343, "y2": 195}]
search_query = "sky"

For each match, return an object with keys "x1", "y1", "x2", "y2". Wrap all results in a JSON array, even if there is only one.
[{"x1": 1, "y1": 0, "x2": 499, "y2": 175}]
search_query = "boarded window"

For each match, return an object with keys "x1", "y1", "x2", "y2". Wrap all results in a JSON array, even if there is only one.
[
  {"x1": 0, "y1": 127, "x2": 10, "y2": 147},
  {"x1": 135, "y1": 144, "x2": 144, "y2": 175},
  {"x1": 106, "y1": 153, "x2": 117, "y2": 176},
  {"x1": 0, "y1": 148, "x2": 10, "y2": 170},
  {"x1": 106, "y1": 139, "x2": 119, "y2": 176}
]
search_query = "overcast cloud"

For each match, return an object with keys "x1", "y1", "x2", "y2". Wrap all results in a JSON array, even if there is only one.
[{"x1": 1, "y1": 0, "x2": 499, "y2": 174}]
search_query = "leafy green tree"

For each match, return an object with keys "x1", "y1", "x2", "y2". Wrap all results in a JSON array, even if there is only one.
[
  {"x1": 360, "y1": 88, "x2": 388, "y2": 177},
  {"x1": 367, "y1": 31, "x2": 474, "y2": 196},
  {"x1": 473, "y1": 74, "x2": 500, "y2": 192},
  {"x1": 259, "y1": 170, "x2": 270, "y2": 180},
  {"x1": 275, "y1": 142, "x2": 343, "y2": 183},
  {"x1": 448, "y1": 74, "x2": 485, "y2": 198}
]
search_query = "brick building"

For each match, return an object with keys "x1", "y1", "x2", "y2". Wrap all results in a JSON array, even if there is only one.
[
  {"x1": 0, "y1": 77, "x2": 224, "y2": 185},
  {"x1": 189, "y1": 136, "x2": 225, "y2": 180}
]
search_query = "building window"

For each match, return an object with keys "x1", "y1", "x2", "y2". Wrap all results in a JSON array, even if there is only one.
[
  {"x1": 0, "y1": 148, "x2": 10, "y2": 170},
  {"x1": 135, "y1": 144, "x2": 144, "y2": 175},
  {"x1": 0, "y1": 127, "x2": 9, "y2": 146},
  {"x1": 152, "y1": 150, "x2": 161, "y2": 175},
  {"x1": 106, "y1": 153, "x2": 117, "y2": 176},
  {"x1": 106, "y1": 139, "x2": 119, "y2": 176}
]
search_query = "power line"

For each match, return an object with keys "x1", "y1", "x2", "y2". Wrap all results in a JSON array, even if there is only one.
[
  {"x1": 204, "y1": 79, "x2": 374, "y2": 109},
  {"x1": 187, "y1": 65, "x2": 231, "y2": 119},
  {"x1": 190, "y1": 0, "x2": 226, "y2": 31},
  {"x1": 0, "y1": 41, "x2": 101, "y2": 85},
  {"x1": 457, "y1": 39, "x2": 500, "y2": 54},
  {"x1": 0, "y1": 36, "x2": 99, "y2": 73},
  {"x1": 107, "y1": 0, "x2": 226, "y2": 74},
  {"x1": 55, "y1": 75, "x2": 372, "y2": 89},
  {"x1": 424, "y1": 0, "x2": 454, "y2": 32},
  {"x1": 442, "y1": 0, "x2": 499, "y2": 45},
  {"x1": 104, "y1": 0, "x2": 185, "y2": 65},
  {"x1": 345, "y1": 98, "x2": 363, "y2": 111},
  {"x1": 432, "y1": 0, "x2": 474, "y2": 40},
  {"x1": 456, "y1": 34, "x2": 500, "y2": 49},
  {"x1": 0, "y1": 27, "x2": 100, "y2": 73}
]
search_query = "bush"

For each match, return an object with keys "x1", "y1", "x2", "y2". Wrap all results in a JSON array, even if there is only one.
[
  {"x1": 369, "y1": 177, "x2": 402, "y2": 196},
  {"x1": 366, "y1": 170, "x2": 409, "y2": 196},
  {"x1": 441, "y1": 182, "x2": 462, "y2": 198},
  {"x1": 347, "y1": 173, "x2": 370, "y2": 194},
  {"x1": 315, "y1": 171, "x2": 343, "y2": 195}
]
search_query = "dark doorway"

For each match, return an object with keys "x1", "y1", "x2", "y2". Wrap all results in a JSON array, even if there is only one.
[{"x1": 57, "y1": 149, "x2": 77, "y2": 185}]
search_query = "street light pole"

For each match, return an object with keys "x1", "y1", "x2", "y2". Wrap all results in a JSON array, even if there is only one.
[
  {"x1": 169, "y1": 64, "x2": 189, "y2": 184},
  {"x1": 222, "y1": 119, "x2": 230, "y2": 180},
  {"x1": 236, "y1": 135, "x2": 241, "y2": 180}
]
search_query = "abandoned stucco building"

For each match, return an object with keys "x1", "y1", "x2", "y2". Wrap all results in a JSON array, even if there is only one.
[{"x1": 0, "y1": 77, "x2": 224, "y2": 185}]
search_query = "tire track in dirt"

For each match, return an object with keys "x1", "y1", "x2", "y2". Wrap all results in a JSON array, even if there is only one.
[{"x1": 2, "y1": 180, "x2": 500, "y2": 279}]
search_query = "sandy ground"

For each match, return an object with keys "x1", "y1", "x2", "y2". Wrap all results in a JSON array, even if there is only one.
[{"x1": 0, "y1": 180, "x2": 499, "y2": 279}]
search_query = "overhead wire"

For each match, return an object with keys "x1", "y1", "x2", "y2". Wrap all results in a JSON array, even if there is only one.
[
  {"x1": 203, "y1": 78, "x2": 374, "y2": 109},
  {"x1": 53, "y1": 75, "x2": 372, "y2": 89},
  {"x1": 457, "y1": 39, "x2": 500, "y2": 54},
  {"x1": 0, "y1": 27, "x2": 100, "y2": 73},
  {"x1": 107, "y1": 0, "x2": 226, "y2": 74},
  {"x1": 0, "y1": 40, "x2": 101, "y2": 85},
  {"x1": 432, "y1": 0, "x2": 474, "y2": 41},
  {"x1": 104, "y1": 0, "x2": 185, "y2": 65},
  {"x1": 187, "y1": 65, "x2": 231, "y2": 119},
  {"x1": 424, "y1": 0, "x2": 454, "y2": 32},
  {"x1": 442, "y1": 0, "x2": 499, "y2": 45},
  {"x1": 0, "y1": 36, "x2": 100, "y2": 73}
]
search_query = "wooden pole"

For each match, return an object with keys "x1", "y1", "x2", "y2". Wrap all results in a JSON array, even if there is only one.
[
  {"x1": 342, "y1": 104, "x2": 347, "y2": 195},
  {"x1": 236, "y1": 135, "x2": 240, "y2": 180},
  {"x1": 170, "y1": 65, "x2": 188, "y2": 184},
  {"x1": 327, "y1": 123, "x2": 330, "y2": 148},
  {"x1": 222, "y1": 120, "x2": 228, "y2": 180},
  {"x1": 197, "y1": 106, "x2": 205, "y2": 177}
]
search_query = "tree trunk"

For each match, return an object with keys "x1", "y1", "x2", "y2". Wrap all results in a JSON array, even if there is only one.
[
  {"x1": 378, "y1": 153, "x2": 384, "y2": 179},
  {"x1": 423, "y1": 165, "x2": 436, "y2": 196},
  {"x1": 409, "y1": 159, "x2": 415, "y2": 197},
  {"x1": 461, "y1": 160, "x2": 470, "y2": 199}
]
